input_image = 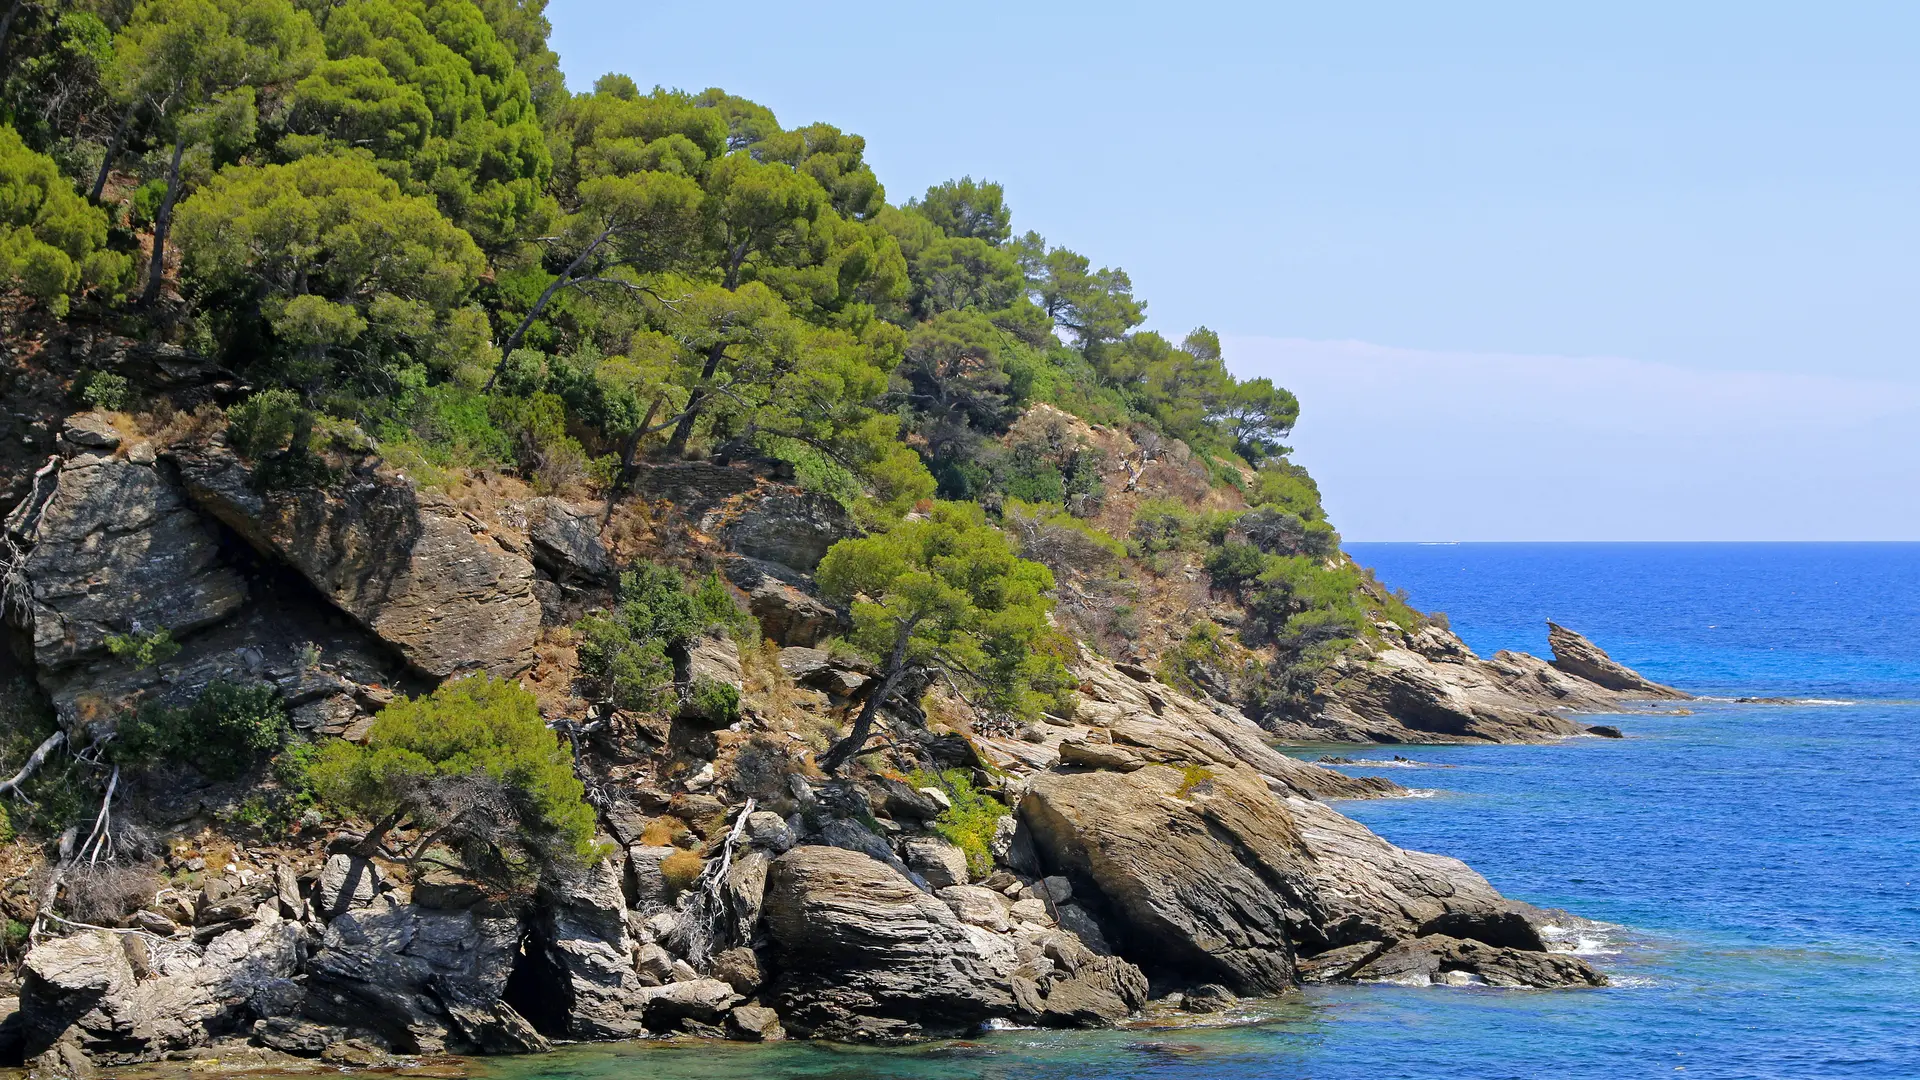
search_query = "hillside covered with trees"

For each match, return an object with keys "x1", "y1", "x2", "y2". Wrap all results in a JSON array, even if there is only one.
[
  {"x1": 0, "y1": 0, "x2": 1420, "y2": 725},
  {"x1": 0, "y1": 1, "x2": 1663, "y2": 1067}
]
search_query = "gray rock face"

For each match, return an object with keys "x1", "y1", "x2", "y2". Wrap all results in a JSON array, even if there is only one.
[
  {"x1": 726, "y1": 558, "x2": 839, "y2": 646},
  {"x1": 7, "y1": 449, "x2": 245, "y2": 673},
  {"x1": 302, "y1": 901, "x2": 530, "y2": 1054},
  {"x1": 1548, "y1": 622, "x2": 1690, "y2": 698},
  {"x1": 761, "y1": 845, "x2": 1019, "y2": 1040},
  {"x1": 172, "y1": 444, "x2": 539, "y2": 678},
  {"x1": 18, "y1": 917, "x2": 304, "y2": 1064},
  {"x1": 724, "y1": 490, "x2": 856, "y2": 573},
  {"x1": 526, "y1": 498, "x2": 614, "y2": 585},
  {"x1": 523, "y1": 860, "x2": 647, "y2": 1040}
]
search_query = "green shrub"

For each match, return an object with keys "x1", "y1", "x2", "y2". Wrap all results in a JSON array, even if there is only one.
[
  {"x1": 309, "y1": 675, "x2": 599, "y2": 878},
  {"x1": 117, "y1": 680, "x2": 288, "y2": 779},
  {"x1": 1203, "y1": 540, "x2": 1267, "y2": 585},
  {"x1": 576, "y1": 563, "x2": 750, "y2": 711},
  {"x1": 104, "y1": 627, "x2": 180, "y2": 668},
  {"x1": 909, "y1": 768, "x2": 1007, "y2": 878},
  {"x1": 79, "y1": 371, "x2": 127, "y2": 411},
  {"x1": 227, "y1": 388, "x2": 307, "y2": 459},
  {"x1": 685, "y1": 676, "x2": 740, "y2": 726}
]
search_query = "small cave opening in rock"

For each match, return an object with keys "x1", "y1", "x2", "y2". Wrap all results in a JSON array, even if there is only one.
[{"x1": 501, "y1": 923, "x2": 570, "y2": 1038}]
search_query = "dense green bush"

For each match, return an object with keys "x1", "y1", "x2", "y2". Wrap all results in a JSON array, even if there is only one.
[
  {"x1": 104, "y1": 627, "x2": 179, "y2": 668},
  {"x1": 227, "y1": 388, "x2": 307, "y2": 458},
  {"x1": 117, "y1": 680, "x2": 289, "y2": 779},
  {"x1": 79, "y1": 371, "x2": 128, "y2": 411}
]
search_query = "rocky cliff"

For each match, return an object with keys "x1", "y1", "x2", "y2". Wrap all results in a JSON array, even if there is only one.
[{"x1": 0, "y1": 388, "x2": 1672, "y2": 1073}]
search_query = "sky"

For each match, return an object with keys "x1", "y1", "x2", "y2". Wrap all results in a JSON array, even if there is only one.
[{"x1": 546, "y1": 0, "x2": 1919, "y2": 540}]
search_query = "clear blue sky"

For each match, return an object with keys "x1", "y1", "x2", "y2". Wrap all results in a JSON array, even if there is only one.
[{"x1": 547, "y1": 1, "x2": 1919, "y2": 540}]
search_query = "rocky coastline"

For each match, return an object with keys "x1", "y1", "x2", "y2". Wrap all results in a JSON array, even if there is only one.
[{"x1": 0, "y1": 392, "x2": 1682, "y2": 1075}]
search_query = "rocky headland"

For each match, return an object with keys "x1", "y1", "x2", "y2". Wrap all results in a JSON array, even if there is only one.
[{"x1": 0, "y1": 372, "x2": 1678, "y2": 1074}]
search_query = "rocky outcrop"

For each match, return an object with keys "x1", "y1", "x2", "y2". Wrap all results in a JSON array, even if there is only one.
[
  {"x1": 1548, "y1": 622, "x2": 1689, "y2": 698},
  {"x1": 526, "y1": 498, "x2": 615, "y2": 586},
  {"x1": 18, "y1": 915, "x2": 303, "y2": 1066},
  {"x1": 517, "y1": 860, "x2": 647, "y2": 1040},
  {"x1": 301, "y1": 898, "x2": 537, "y2": 1054},
  {"x1": 6, "y1": 423, "x2": 246, "y2": 674},
  {"x1": 1019, "y1": 761, "x2": 1603, "y2": 995},
  {"x1": 171, "y1": 443, "x2": 540, "y2": 678},
  {"x1": 722, "y1": 491, "x2": 856, "y2": 574},
  {"x1": 972, "y1": 654, "x2": 1402, "y2": 801},
  {"x1": 725, "y1": 557, "x2": 839, "y2": 647},
  {"x1": 760, "y1": 845, "x2": 1021, "y2": 1040},
  {"x1": 1268, "y1": 622, "x2": 1685, "y2": 744}
]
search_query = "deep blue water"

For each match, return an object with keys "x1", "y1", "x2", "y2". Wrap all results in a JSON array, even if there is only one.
[{"x1": 483, "y1": 543, "x2": 1920, "y2": 1080}]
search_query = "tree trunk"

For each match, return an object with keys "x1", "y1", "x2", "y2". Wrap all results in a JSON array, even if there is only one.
[
  {"x1": 486, "y1": 225, "x2": 613, "y2": 390},
  {"x1": 138, "y1": 134, "x2": 186, "y2": 306},
  {"x1": 90, "y1": 99, "x2": 139, "y2": 203},
  {"x1": 821, "y1": 616, "x2": 922, "y2": 774},
  {"x1": 663, "y1": 340, "x2": 728, "y2": 458}
]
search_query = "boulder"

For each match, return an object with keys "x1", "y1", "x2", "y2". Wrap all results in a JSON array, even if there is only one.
[
  {"x1": 725, "y1": 1004, "x2": 785, "y2": 1041},
  {"x1": 1019, "y1": 766, "x2": 1304, "y2": 995},
  {"x1": 525, "y1": 498, "x2": 614, "y2": 585},
  {"x1": 636, "y1": 979, "x2": 739, "y2": 1032},
  {"x1": 726, "y1": 559, "x2": 840, "y2": 647},
  {"x1": 1548, "y1": 622, "x2": 1689, "y2": 699},
  {"x1": 1181, "y1": 983, "x2": 1236, "y2": 1013},
  {"x1": 901, "y1": 837, "x2": 969, "y2": 889},
  {"x1": 1033, "y1": 954, "x2": 1149, "y2": 1027},
  {"x1": 711, "y1": 947, "x2": 762, "y2": 996},
  {"x1": 312, "y1": 853, "x2": 382, "y2": 918},
  {"x1": 761, "y1": 846, "x2": 1018, "y2": 1040},
  {"x1": 743, "y1": 811, "x2": 795, "y2": 854},
  {"x1": 172, "y1": 444, "x2": 540, "y2": 678}
]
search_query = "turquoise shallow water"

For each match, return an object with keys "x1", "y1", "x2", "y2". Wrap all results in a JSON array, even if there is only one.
[{"x1": 481, "y1": 542, "x2": 1920, "y2": 1080}]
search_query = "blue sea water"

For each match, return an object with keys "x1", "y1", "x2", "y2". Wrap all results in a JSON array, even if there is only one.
[{"x1": 481, "y1": 543, "x2": 1920, "y2": 1080}]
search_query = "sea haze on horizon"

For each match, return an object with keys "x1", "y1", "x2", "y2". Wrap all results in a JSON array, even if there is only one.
[{"x1": 1241, "y1": 338, "x2": 1920, "y2": 543}]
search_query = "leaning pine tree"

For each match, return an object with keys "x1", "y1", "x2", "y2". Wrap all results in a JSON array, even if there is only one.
[
  {"x1": 309, "y1": 675, "x2": 599, "y2": 886},
  {"x1": 815, "y1": 501, "x2": 1069, "y2": 773}
]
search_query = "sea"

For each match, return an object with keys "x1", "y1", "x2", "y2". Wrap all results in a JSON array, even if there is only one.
[{"x1": 479, "y1": 542, "x2": 1920, "y2": 1080}]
